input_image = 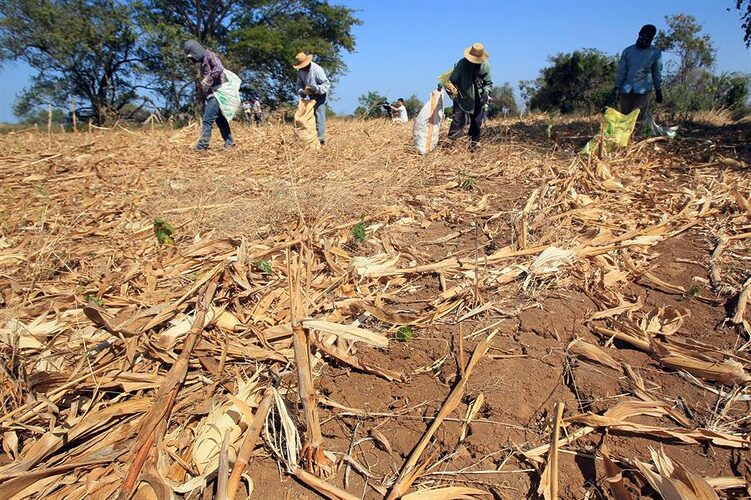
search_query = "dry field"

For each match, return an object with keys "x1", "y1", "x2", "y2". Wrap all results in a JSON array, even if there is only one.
[{"x1": 0, "y1": 116, "x2": 750, "y2": 499}]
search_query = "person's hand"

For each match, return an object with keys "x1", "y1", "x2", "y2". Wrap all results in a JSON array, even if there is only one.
[
  {"x1": 297, "y1": 88, "x2": 306, "y2": 97},
  {"x1": 304, "y1": 86, "x2": 313, "y2": 96},
  {"x1": 655, "y1": 88, "x2": 663, "y2": 104},
  {"x1": 200, "y1": 77, "x2": 212, "y2": 90}
]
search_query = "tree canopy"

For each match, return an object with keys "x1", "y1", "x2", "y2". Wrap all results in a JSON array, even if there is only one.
[
  {"x1": 0, "y1": 0, "x2": 361, "y2": 123},
  {"x1": 520, "y1": 49, "x2": 617, "y2": 114},
  {"x1": 487, "y1": 83, "x2": 519, "y2": 117}
]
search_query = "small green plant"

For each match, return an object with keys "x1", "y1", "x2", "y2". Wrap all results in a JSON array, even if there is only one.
[
  {"x1": 396, "y1": 326, "x2": 414, "y2": 342},
  {"x1": 458, "y1": 171, "x2": 476, "y2": 190},
  {"x1": 256, "y1": 259, "x2": 272, "y2": 274},
  {"x1": 688, "y1": 285, "x2": 701, "y2": 297},
  {"x1": 153, "y1": 218, "x2": 175, "y2": 246},
  {"x1": 84, "y1": 294, "x2": 104, "y2": 306},
  {"x1": 351, "y1": 215, "x2": 366, "y2": 243}
]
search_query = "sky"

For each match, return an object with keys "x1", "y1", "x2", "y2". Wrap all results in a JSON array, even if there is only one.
[{"x1": 0, "y1": 0, "x2": 749, "y2": 122}]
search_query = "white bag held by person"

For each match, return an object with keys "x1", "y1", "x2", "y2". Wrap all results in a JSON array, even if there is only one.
[
  {"x1": 412, "y1": 90, "x2": 444, "y2": 155},
  {"x1": 213, "y1": 70, "x2": 242, "y2": 121}
]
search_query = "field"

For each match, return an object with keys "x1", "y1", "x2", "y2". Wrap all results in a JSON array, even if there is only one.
[{"x1": 0, "y1": 115, "x2": 750, "y2": 499}]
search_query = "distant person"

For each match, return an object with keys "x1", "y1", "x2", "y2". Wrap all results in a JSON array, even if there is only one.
[
  {"x1": 390, "y1": 98, "x2": 408, "y2": 123},
  {"x1": 481, "y1": 96, "x2": 492, "y2": 125},
  {"x1": 448, "y1": 43, "x2": 492, "y2": 146},
  {"x1": 183, "y1": 40, "x2": 235, "y2": 151},
  {"x1": 252, "y1": 98, "x2": 263, "y2": 125},
  {"x1": 242, "y1": 100, "x2": 252, "y2": 126},
  {"x1": 293, "y1": 51, "x2": 330, "y2": 145},
  {"x1": 614, "y1": 24, "x2": 663, "y2": 126}
]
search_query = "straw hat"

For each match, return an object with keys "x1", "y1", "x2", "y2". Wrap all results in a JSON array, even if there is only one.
[
  {"x1": 464, "y1": 43, "x2": 489, "y2": 64},
  {"x1": 292, "y1": 52, "x2": 314, "y2": 70}
]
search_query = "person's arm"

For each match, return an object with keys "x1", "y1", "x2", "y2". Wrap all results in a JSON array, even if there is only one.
[
  {"x1": 295, "y1": 72, "x2": 305, "y2": 96},
  {"x1": 480, "y1": 64, "x2": 493, "y2": 96},
  {"x1": 202, "y1": 51, "x2": 224, "y2": 88},
  {"x1": 310, "y1": 65, "x2": 331, "y2": 95},
  {"x1": 614, "y1": 48, "x2": 628, "y2": 90},
  {"x1": 652, "y1": 51, "x2": 663, "y2": 91}
]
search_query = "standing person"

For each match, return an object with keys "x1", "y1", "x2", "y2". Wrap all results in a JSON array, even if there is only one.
[
  {"x1": 183, "y1": 40, "x2": 235, "y2": 151},
  {"x1": 448, "y1": 43, "x2": 492, "y2": 146},
  {"x1": 390, "y1": 98, "x2": 408, "y2": 124},
  {"x1": 242, "y1": 100, "x2": 252, "y2": 126},
  {"x1": 614, "y1": 24, "x2": 663, "y2": 127},
  {"x1": 293, "y1": 52, "x2": 330, "y2": 145},
  {"x1": 252, "y1": 97, "x2": 263, "y2": 125}
]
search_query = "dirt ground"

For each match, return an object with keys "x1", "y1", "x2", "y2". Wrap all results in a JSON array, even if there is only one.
[{"x1": 1, "y1": 115, "x2": 750, "y2": 499}]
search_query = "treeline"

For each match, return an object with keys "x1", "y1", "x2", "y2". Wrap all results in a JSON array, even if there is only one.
[
  {"x1": 0, "y1": 0, "x2": 361, "y2": 124},
  {"x1": 522, "y1": 14, "x2": 751, "y2": 120}
]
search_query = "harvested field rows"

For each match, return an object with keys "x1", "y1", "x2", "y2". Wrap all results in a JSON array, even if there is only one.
[{"x1": 0, "y1": 118, "x2": 750, "y2": 499}]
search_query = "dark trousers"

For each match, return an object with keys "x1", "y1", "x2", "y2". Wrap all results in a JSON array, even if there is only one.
[
  {"x1": 618, "y1": 91, "x2": 650, "y2": 124},
  {"x1": 197, "y1": 96, "x2": 234, "y2": 150},
  {"x1": 448, "y1": 93, "x2": 483, "y2": 143}
]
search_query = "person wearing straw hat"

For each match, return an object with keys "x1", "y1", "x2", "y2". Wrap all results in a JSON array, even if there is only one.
[
  {"x1": 293, "y1": 51, "x2": 331, "y2": 145},
  {"x1": 182, "y1": 40, "x2": 235, "y2": 151},
  {"x1": 447, "y1": 42, "x2": 492, "y2": 146}
]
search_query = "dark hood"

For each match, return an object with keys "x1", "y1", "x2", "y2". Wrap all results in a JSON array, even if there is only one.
[{"x1": 182, "y1": 40, "x2": 206, "y2": 63}]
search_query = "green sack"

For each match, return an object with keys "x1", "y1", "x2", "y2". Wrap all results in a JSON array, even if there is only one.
[
  {"x1": 582, "y1": 107, "x2": 640, "y2": 155},
  {"x1": 213, "y1": 70, "x2": 242, "y2": 121}
]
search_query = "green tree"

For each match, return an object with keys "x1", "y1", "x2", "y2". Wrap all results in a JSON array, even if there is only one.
[
  {"x1": 487, "y1": 83, "x2": 519, "y2": 117},
  {"x1": 521, "y1": 49, "x2": 617, "y2": 114},
  {"x1": 655, "y1": 14, "x2": 715, "y2": 87},
  {"x1": 354, "y1": 91, "x2": 387, "y2": 118},
  {"x1": 138, "y1": 0, "x2": 361, "y2": 112},
  {"x1": 403, "y1": 94, "x2": 422, "y2": 118},
  {"x1": 738, "y1": 0, "x2": 751, "y2": 47},
  {"x1": 0, "y1": 0, "x2": 145, "y2": 124},
  {"x1": 655, "y1": 14, "x2": 718, "y2": 120}
]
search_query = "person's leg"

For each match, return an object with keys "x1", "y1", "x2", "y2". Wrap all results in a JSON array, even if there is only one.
[
  {"x1": 448, "y1": 105, "x2": 466, "y2": 140},
  {"x1": 196, "y1": 98, "x2": 219, "y2": 150},
  {"x1": 314, "y1": 95, "x2": 326, "y2": 144},
  {"x1": 216, "y1": 111, "x2": 234, "y2": 147},
  {"x1": 618, "y1": 92, "x2": 635, "y2": 115},
  {"x1": 633, "y1": 92, "x2": 650, "y2": 125},
  {"x1": 469, "y1": 95, "x2": 483, "y2": 144}
]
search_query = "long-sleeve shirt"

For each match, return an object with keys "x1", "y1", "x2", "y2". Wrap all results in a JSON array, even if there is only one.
[
  {"x1": 200, "y1": 49, "x2": 226, "y2": 99},
  {"x1": 449, "y1": 58, "x2": 492, "y2": 114},
  {"x1": 615, "y1": 44, "x2": 662, "y2": 94},
  {"x1": 295, "y1": 62, "x2": 331, "y2": 96}
]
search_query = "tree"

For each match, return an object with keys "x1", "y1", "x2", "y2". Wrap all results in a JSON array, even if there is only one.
[
  {"x1": 655, "y1": 14, "x2": 719, "y2": 120},
  {"x1": 487, "y1": 83, "x2": 518, "y2": 118},
  {"x1": 655, "y1": 14, "x2": 715, "y2": 87},
  {"x1": 735, "y1": 0, "x2": 751, "y2": 47},
  {"x1": 521, "y1": 49, "x2": 617, "y2": 114},
  {"x1": 403, "y1": 94, "x2": 422, "y2": 119},
  {"x1": 0, "y1": 0, "x2": 145, "y2": 124},
  {"x1": 138, "y1": 0, "x2": 361, "y2": 112},
  {"x1": 354, "y1": 91, "x2": 387, "y2": 118}
]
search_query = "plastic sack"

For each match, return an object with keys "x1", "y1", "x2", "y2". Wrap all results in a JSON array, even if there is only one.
[
  {"x1": 412, "y1": 90, "x2": 444, "y2": 155},
  {"x1": 213, "y1": 70, "x2": 242, "y2": 121},
  {"x1": 293, "y1": 99, "x2": 320, "y2": 150},
  {"x1": 582, "y1": 107, "x2": 640, "y2": 155},
  {"x1": 646, "y1": 112, "x2": 678, "y2": 139}
]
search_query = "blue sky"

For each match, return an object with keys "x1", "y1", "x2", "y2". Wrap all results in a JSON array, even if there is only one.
[{"x1": 0, "y1": 0, "x2": 749, "y2": 122}]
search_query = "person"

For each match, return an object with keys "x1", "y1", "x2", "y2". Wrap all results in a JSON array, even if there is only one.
[
  {"x1": 390, "y1": 98, "x2": 408, "y2": 124},
  {"x1": 448, "y1": 43, "x2": 492, "y2": 146},
  {"x1": 481, "y1": 96, "x2": 492, "y2": 125},
  {"x1": 614, "y1": 24, "x2": 663, "y2": 127},
  {"x1": 252, "y1": 98, "x2": 263, "y2": 125},
  {"x1": 293, "y1": 51, "x2": 330, "y2": 145},
  {"x1": 183, "y1": 40, "x2": 235, "y2": 151},
  {"x1": 242, "y1": 100, "x2": 252, "y2": 126}
]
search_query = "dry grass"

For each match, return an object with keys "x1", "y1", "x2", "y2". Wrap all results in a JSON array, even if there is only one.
[{"x1": 0, "y1": 116, "x2": 750, "y2": 498}]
